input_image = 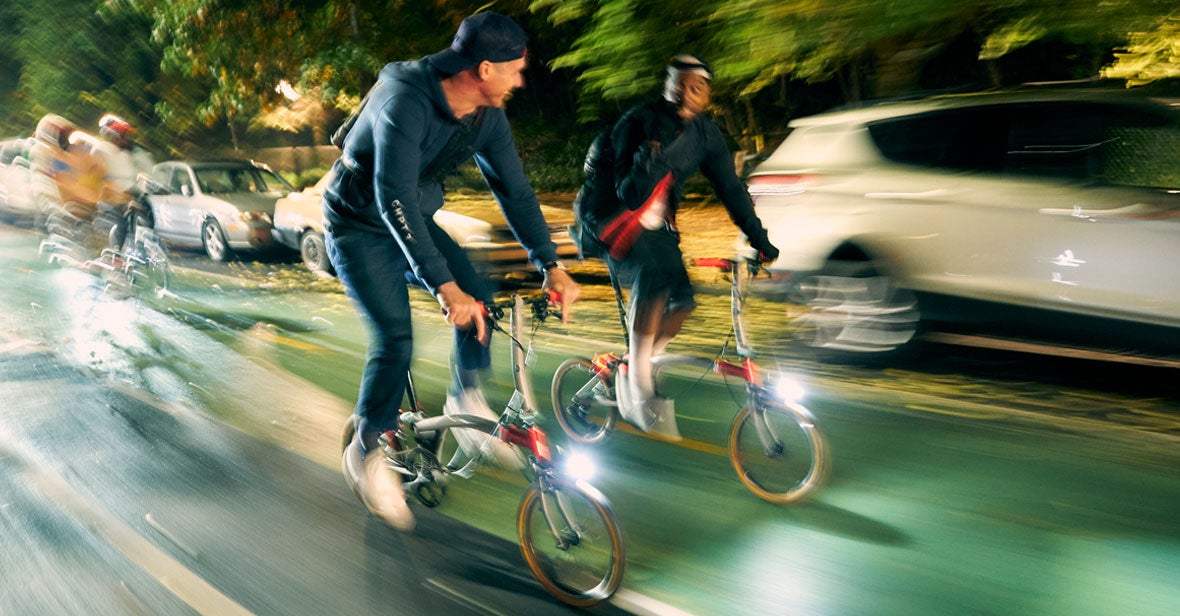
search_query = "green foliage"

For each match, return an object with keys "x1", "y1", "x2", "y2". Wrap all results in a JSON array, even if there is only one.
[
  {"x1": 1104, "y1": 13, "x2": 1180, "y2": 86},
  {"x1": 281, "y1": 166, "x2": 332, "y2": 191}
]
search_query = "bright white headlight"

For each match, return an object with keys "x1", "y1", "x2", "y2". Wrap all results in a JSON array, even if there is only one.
[
  {"x1": 773, "y1": 375, "x2": 806, "y2": 402},
  {"x1": 563, "y1": 451, "x2": 597, "y2": 481}
]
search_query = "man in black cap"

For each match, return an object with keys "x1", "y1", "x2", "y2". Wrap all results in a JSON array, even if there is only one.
[
  {"x1": 600, "y1": 54, "x2": 779, "y2": 441},
  {"x1": 324, "y1": 11, "x2": 580, "y2": 530}
]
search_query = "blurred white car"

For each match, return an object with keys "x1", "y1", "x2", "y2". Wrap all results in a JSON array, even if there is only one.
[
  {"x1": 0, "y1": 137, "x2": 37, "y2": 223},
  {"x1": 146, "y1": 160, "x2": 293, "y2": 261},
  {"x1": 746, "y1": 87, "x2": 1180, "y2": 363},
  {"x1": 273, "y1": 169, "x2": 579, "y2": 276}
]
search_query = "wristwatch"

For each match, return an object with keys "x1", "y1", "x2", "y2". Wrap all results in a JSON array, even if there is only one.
[{"x1": 543, "y1": 260, "x2": 568, "y2": 272}]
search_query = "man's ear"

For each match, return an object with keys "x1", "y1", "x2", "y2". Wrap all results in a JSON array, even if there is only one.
[{"x1": 474, "y1": 61, "x2": 491, "y2": 81}]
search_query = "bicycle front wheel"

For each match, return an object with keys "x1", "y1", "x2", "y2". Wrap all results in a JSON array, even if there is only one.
[
  {"x1": 551, "y1": 357, "x2": 616, "y2": 445},
  {"x1": 518, "y1": 480, "x2": 625, "y2": 607},
  {"x1": 132, "y1": 243, "x2": 169, "y2": 296},
  {"x1": 728, "y1": 401, "x2": 829, "y2": 504}
]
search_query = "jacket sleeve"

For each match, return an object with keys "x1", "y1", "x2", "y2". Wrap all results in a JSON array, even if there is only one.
[
  {"x1": 698, "y1": 120, "x2": 774, "y2": 253},
  {"x1": 371, "y1": 95, "x2": 455, "y2": 290},
  {"x1": 612, "y1": 108, "x2": 672, "y2": 211},
  {"x1": 472, "y1": 110, "x2": 558, "y2": 272}
]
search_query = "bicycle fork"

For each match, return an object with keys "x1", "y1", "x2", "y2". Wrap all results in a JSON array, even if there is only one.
[
  {"x1": 749, "y1": 388, "x2": 787, "y2": 458},
  {"x1": 535, "y1": 473, "x2": 583, "y2": 550}
]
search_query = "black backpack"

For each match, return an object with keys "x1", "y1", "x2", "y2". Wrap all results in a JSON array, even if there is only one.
[{"x1": 571, "y1": 129, "x2": 620, "y2": 259}]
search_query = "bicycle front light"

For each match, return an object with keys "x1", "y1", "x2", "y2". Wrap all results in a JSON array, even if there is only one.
[
  {"x1": 562, "y1": 450, "x2": 597, "y2": 481},
  {"x1": 772, "y1": 374, "x2": 807, "y2": 403}
]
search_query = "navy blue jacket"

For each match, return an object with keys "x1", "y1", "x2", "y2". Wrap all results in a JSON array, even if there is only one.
[{"x1": 323, "y1": 59, "x2": 558, "y2": 290}]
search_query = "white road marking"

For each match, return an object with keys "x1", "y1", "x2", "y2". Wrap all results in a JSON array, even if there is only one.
[{"x1": 0, "y1": 431, "x2": 254, "y2": 616}]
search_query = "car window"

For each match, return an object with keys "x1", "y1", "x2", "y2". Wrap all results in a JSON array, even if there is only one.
[
  {"x1": 195, "y1": 167, "x2": 291, "y2": 194},
  {"x1": 1004, "y1": 103, "x2": 1106, "y2": 181},
  {"x1": 867, "y1": 108, "x2": 1009, "y2": 173},
  {"x1": 170, "y1": 168, "x2": 194, "y2": 194},
  {"x1": 1099, "y1": 105, "x2": 1180, "y2": 189}
]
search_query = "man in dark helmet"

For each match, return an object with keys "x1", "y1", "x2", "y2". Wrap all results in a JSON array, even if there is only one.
[
  {"x1": 598, "y1": 55, "x2": 779, "y2": 441},
  {"x1": 94, "y1": 114, "x2": 156, "y2": 249},
  {"x1": 323, "y1": 11, "x2": 580, "y2": 531}
]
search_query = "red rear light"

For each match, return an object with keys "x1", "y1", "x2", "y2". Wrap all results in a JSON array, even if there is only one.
[
  {"x1": 747, "y1": 174, "x2": 819, "y2": 198},
  {"x1": 529, "y1": 427, "x2": 552, "y2": 462}
]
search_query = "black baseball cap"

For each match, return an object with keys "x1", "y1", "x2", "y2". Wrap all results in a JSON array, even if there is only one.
[{"x1": 428, "y1": 12, "x2": 528, "y2": 75}]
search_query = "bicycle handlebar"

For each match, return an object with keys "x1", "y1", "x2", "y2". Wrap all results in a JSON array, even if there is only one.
[{"x1": 480, "y1": 290, "x2": 563, "y2": 323}]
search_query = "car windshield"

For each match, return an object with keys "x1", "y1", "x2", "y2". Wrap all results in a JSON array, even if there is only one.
[{"x1": 195, "y1": 166, "x2": 292, "y2": 195}]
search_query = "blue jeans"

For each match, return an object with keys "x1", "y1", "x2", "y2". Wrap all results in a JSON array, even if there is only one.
[{"x1": 326, "y1": 219, "x2": 493, "y2": 452}]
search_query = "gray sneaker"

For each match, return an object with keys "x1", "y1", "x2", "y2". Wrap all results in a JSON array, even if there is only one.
[{"x1": 343, "y1": 438, "x2": 415, "y2": 531}]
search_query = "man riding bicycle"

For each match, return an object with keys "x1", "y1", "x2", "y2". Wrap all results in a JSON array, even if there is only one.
[
  {"x1": 30, "y1": 114, "x2": 107, "y2": 221},
  {"x1": 92, "y1": 114, "x2": 156, "y2": 250},
  {"x1": 324, "y1": 12, "x2": 580, "y2": 530},
  {"x1": 591, "y1": 55, "x2": 779, "y2": 441}
]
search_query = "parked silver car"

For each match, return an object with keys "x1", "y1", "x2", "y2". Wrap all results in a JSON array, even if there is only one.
[
  {"x1": 746, "y1": 87, "x2": 1180, "y2": 364},
  {"x1": 273, "y1": 169, "x2": 580, "y2": 276},
  {"x1": 145, "y1": 160, "x2": 293, "y2": 261}
]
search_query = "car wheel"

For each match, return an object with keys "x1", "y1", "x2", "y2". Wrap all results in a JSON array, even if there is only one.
[
  {"x1": 201, "y1": 219, "x2": 232, "y2": 262},
  {"x1": 792, "y1": 258, "x2": 921, "y2": 362},
  {"x1": 300, "y1": 230, "x2": 334, "y2": 276}
]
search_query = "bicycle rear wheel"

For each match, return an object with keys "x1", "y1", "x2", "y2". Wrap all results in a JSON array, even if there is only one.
[
  {"x1": 551, "y1": 357, "x2": 616, "y2": 444},
  {"x1": 518, "y1": 480, "x2": 625, "y2": 607},
  {"x1": 728, "y1": 400, "x2": 828, "y2": 504}
]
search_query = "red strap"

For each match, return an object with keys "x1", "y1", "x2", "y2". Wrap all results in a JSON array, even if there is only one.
[{"x1": 598, "y1": 172, "x2": 674, "y2": 260}]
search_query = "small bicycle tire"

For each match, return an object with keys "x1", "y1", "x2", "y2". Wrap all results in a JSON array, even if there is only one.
[
  {"x1": 133, "y1": 242, "x2": 169, "y2": 296},
  {"x1": 728, "y1": 400, "x2": 829, "y2": 504},
  {"x1": 518, "y1": 480, "x2": 625, "y2": 607},
  {"x1": 551, "y1": 357, "x2": 616, "y2": 445}
]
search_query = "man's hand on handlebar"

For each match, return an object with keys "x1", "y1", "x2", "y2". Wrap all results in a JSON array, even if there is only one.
[
  {"x1": 757, "y1": 242, "x2": 780, "y2": 263},
  {"x1": 542, "y1": 268, "x2": 579, "y2": 324},
  {"x1": 437, "y1": 281, "x2": 488, "y2": 344}
]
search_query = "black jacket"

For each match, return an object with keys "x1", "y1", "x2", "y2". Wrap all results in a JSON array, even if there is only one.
[{"x1": 611, "y1": 98, "x2": 774, "y2": 253}]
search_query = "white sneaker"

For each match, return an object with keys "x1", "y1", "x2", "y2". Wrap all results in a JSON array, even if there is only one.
[
  {"x1": 614, "y1": 368, "x2": 640, "y2": 427},
  {"x1": 343, "y1": 439, "x2": 415, "y2": 531},
  {"x1": 443, "y1": 388, "x2": 523, "y2": 469},
  {"x1": 644, "y1": 397, "x2": 683, "y2": 442}
]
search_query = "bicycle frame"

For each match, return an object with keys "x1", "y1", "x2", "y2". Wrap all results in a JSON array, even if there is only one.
[{"x1": 390, "y1": 294, "x2": 557, "y2": 481}]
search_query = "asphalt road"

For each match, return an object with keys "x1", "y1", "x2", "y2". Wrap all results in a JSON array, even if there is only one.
[{"x1": 2, "y1": 223, "x2": 1178, "y2": 615}]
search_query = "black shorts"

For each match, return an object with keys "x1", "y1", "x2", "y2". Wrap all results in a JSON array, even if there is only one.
[{"x1": 609, "y1": 226, "x2": 695, "y2": 314}]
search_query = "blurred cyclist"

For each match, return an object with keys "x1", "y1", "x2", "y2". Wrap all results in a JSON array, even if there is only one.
[
  {"x1": 597, "y1": 55, "x2": 779, "y2": 440},
  {"x1": 94, "y1": 114, "x2": 156, "y2": 248},
  {"x1": 29, "y1": 113, "x2": 107, "y2": 222}
]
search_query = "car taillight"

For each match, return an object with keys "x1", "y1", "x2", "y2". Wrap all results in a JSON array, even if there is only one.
[{"x1": 747, "y1": 174, "x2": 819, "y2": 198}]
